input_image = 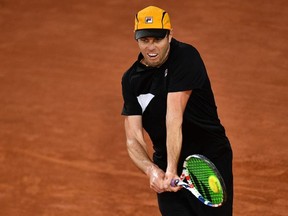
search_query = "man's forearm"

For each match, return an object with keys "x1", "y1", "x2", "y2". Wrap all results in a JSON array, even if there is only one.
[
  {"x1": 127, "y1": 139, "x2": 154, "y2": 175},
  {"x1": 165, "y1": 91, "x2": 191, "y2": 174},
  {"x1": 166, "y1": 121, "x2": 182, "y2": 174}
]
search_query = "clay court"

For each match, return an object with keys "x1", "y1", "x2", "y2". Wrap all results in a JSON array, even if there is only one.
[{"x1": 0, "y1": 0, "x2": 287, "y2": 215}]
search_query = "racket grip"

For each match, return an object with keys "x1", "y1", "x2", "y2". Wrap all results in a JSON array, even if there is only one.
[{"x1": 170, "y1": 179, "x2": 179, "y2": 187}]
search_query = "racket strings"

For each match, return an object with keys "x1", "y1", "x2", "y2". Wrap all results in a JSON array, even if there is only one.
[
  {"x1": 186, "y1": 158, "x2": 224, "y2": 204},
  {"x1": 190, "y1": 172, "x2": 213, "y2": 201}
]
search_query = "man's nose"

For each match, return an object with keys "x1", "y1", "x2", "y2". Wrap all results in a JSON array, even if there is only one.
[{"x1": 147, "y1": 42, "x2": 156, "y2": 50}]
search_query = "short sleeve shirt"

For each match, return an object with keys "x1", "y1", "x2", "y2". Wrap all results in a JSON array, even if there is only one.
[{"x1": 121, "y1": 38, "x2": 230, "y2": 170}]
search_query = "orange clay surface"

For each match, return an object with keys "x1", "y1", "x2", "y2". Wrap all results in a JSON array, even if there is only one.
[{"x1": 0, "y1": 0, "x2": 287, "y2": 215}]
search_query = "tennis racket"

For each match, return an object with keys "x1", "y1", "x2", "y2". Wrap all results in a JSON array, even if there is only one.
[{"x1": 170, "y1": 154, "x2": 227, "y2": 207}]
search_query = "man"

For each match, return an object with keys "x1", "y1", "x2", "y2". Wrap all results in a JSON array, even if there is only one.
[{"x1": 121, "y1": 6, "x2": 233, "y2": 216}]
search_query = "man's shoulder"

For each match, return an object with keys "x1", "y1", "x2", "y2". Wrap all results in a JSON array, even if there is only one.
[
  {"x1": 170, "y1": 38, "x2": 200, "y2": 59},
  {"x1": 122, "y1": 61, "x2": 138, "y2": 79},
  {"x1": 122, "y1": 60, "x2": 149, "y2": 85},
  {"x1": 171, "y1": 38, "x2": 198, "y2": 54}
]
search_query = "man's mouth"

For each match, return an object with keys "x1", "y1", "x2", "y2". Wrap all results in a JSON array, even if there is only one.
[{"x1": 148, "y1": 53, "x2": 158, "y2": 58}]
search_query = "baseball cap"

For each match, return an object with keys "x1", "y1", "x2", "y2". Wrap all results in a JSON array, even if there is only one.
[{"x1": 134, "y1": 6, "x2": 172, "y2": 40}]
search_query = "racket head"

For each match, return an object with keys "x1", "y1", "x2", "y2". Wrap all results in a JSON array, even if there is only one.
[{"x1": 181, "y1": 154, "x2": 227, "y2": 207}]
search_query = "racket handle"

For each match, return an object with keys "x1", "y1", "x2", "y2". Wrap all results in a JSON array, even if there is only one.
[{"x1": 170, "y1": 179, "x2": 179, "y2": 187}]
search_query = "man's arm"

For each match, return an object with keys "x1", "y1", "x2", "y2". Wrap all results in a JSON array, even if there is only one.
[
  {"x1": 124, "y1": 115, "x2": 165, "y2": 193},
  {"x1": 165, "y1": 90, "x2": 192, "y2": 191}
]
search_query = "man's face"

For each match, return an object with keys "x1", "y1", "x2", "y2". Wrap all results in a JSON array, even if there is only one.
[{"x1": 137, "y1": 33, "x2": 172, "y2": 67}]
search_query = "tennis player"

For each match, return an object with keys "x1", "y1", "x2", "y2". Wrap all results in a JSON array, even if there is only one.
[{"x1": 121, "y1": 6, "x2": 233, "y2": 216}]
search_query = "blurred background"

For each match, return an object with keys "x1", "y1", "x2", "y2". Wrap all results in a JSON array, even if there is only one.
[{"x1": 0, "y1": 0, "x2": 287, "y2": 215}]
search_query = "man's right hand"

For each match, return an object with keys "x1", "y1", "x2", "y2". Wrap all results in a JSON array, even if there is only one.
[{"x1": 146, "y1": 164, "x2": 166, "y2": 193}]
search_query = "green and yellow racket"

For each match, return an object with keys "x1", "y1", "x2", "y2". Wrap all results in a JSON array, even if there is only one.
[{"x1": 171, "y1": 154, "x2": 227, "y2": 207}]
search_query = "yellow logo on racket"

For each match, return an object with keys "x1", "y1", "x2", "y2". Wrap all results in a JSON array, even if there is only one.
[{"x1": 208, "y1": 175, "x2": 222, "y2": 193}]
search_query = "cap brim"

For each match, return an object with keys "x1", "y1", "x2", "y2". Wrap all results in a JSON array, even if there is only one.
[{"x1": 135, "y1": 29, "x2": 168, "y2": 40}]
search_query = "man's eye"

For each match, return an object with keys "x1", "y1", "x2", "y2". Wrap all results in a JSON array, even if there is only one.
[
  {"x1": 140, "y1": 38, "x2": 148, "y2": 43},
  {"x1": 155, "y1": 38, "x2": 164, "y2": 42}
]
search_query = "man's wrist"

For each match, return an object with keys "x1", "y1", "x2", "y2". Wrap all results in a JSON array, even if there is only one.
[
  {"x1": 166, "y1": 165, "x2": 177, "y2": 174},
  {"x1": 145, "y1": 163, "x2": 157, "y2": 176}
]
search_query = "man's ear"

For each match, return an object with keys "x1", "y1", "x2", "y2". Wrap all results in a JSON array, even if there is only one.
[{"x1": 168, "y1": 29, "x2": 173, "y2": 43}]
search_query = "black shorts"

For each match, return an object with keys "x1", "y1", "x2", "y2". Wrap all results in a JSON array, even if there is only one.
[{"x1": 157, "y1": 150, "x2": 233, "y2": 216}]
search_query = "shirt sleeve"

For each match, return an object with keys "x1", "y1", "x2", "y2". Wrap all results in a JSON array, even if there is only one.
[
  {"x1": 121, "y1": 71, "x2": 142, "y2": 116},
  {"x1": 168, "y1": 46, "x2": 208, "y2": 92}
]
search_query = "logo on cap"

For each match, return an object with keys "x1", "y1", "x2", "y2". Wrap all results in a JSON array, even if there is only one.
[{"x1": 145, "y1": 17, "x2": 153, "y2": 24}]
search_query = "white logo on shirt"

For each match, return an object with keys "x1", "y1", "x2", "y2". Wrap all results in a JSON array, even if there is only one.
[
  {"x1": 164, "y1": 69, "x2": 168, "y2": 77},
  {"x1": 137, "y1": 93, "x2": 155, "y2": 113}
]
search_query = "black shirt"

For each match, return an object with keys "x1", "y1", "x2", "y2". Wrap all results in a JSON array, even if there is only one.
[{"x1": 121, "y1": 38, "x2": 231, "y2": 171}]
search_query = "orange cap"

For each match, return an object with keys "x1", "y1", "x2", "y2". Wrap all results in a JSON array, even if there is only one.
[{"x1": 134, "y1": 6, "x2": 172, "y2": 39}]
